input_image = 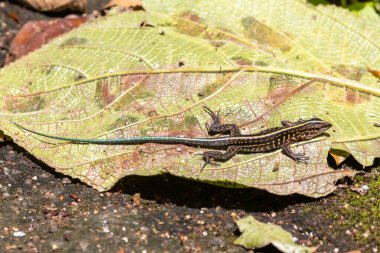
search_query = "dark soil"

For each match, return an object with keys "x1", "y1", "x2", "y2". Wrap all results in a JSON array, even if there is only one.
[
  {"x1": 1, "y1": 142, "x2": 379, "y2": 253},
  {"x1": 1, "y1": 1, "x2": 379, "y2": 253}
]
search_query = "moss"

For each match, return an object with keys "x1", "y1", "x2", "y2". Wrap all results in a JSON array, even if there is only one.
[{"x1": 302, "y1": 174, "x2": 380, "y2": 248}]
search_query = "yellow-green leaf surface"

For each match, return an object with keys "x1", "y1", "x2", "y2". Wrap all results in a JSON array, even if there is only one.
[
  {"x1": 1, "y1": 0, "x2": 379, "y2": 197},
  {"x1": 234, "y1": 216, "x2": 311, "y2": 252}
]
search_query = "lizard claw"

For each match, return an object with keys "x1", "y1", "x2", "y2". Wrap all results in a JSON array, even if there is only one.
[{"x1": 294, "y1": 154, "x2": 309, "y2": 164}]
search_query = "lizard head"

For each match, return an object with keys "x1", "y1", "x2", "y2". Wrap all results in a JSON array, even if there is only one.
[{"x1": 296, "y1": 118, "x2": 332, "y2": 141}]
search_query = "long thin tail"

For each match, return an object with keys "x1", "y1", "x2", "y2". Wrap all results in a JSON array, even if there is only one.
[{"x1": 12, "y1": 121, "x2": 223, "y2": 147}]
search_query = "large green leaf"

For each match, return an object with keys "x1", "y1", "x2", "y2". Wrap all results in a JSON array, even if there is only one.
[{"x1": 1, "y1": 0, "x2": 379, "y2": 197}]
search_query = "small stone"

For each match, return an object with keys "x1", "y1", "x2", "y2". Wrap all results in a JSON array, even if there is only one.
[
  {"x1": 51, "y1": 243, "x2": 59, "y2": 250},
  {"x1": 61, "y1": 178, "x2": 72, "y2": 184},
  {"x1": 210, "y1": 237, "x2": 225, "y2": 248},
  {"x1": 122, "y1": 237, "x2": 128, "y2": 243},
  {"x1": 202, "y1": 231, "x2": 208, "y2": 236},
  {"x1": 13, "y1": 231, "x2": 26, "y2": 237},
  {"x1": 361, "y1": 185, "x2": 369, "y2": 193},
  {"x1": 140, "y1": 227, "x2": 149, "y2": 233},
  {"x1": 24, "y1": 179, "x2": 33, "y2": 185},
  {"x1": 334, "y1": 248, "x2": 339, "y2": 253},
  {"x1": 79, "y1": 241, "x2": 89, "y2": 251},
  {"x1": 3, "y1": 167, "x2": 9, "y2": 175},
  {"x1": 32, "y1": 176, "x2": 37, "y2": 181},
  {"x1": 131, "y1": 209, "x2": 138, "y2": 216},
  {"x1": 103, "y1": 226, "x2": 110, "y2": 233},
  {"x1": 11, "y1": 169, "x2": 21, "y2": 175},
  {"x1": 48, "y1": 222, "x2": 59, "y2": 233}
]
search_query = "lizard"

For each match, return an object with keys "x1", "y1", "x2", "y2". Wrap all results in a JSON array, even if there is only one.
[{"x1": 12, "y1": 106, "x2": 332, "y2": 170}]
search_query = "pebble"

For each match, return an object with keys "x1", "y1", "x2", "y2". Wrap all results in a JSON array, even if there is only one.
[
  {"x1": 361, "y1": 185, "x2": 369, "y2": 193},
  {"x1": 24, "y1": 179, "x2": 32, "y2": 185},
  {"x1": 13, "y1": 231, "x2": 26, "y2": 237},
  {"x1": 61, "y1": 177, "x2": 72, "y2": 184},
  {"x1": 140, "y1": 226, "x2": 149, "y2": 233},
  {"x1": 210, "y1": 237, "x2": 225, "y2": 248}
]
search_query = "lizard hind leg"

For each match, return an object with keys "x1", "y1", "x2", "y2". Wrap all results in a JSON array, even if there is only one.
[
  {"x1": 203, "y1": 106, "x2": 241, "y2": 136},
  {"x1": 200, "y1": 146, "x2": 241, "y2": 173}
]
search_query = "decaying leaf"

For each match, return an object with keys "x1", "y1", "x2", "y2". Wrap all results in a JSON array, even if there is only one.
[
  {"x1": 234, "y1": 216, "x2": 312, "y2": 252},
  {"x1": 103, "y1": 0, "x2": 143, "y2": 10},
  {"x1": 1, "y1": 0, "x2": 379, "y2": 197},
  {"x1": 16, "y1": 0, "x2": 86, "y2": 12},
  {"x1": 11, "y1": 17, "x2": 88, "y2": 59}
]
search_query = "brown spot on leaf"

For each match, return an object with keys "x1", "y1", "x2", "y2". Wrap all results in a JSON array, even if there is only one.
[
  {"x1": 4, "y1": 95, "x2": 43, "y2": 113},
  {"x1": 345, "y1": 89, "x2": 369, "y2": 104},
  {"x1": 241, "y1": 16, "x2": 291, "y2": 52},
  {"x1": 122, "y1": 150, "x2": 142, "y2": 168},
  {"x1": 332, "y1": 64, "x2": 365, "y2": 81},
  {"x1": 231, "y1": 56, "x2": 252, "y2": 66},
  {"x1": 265, "y1": 84, "x2": 294, "y2": 106},
  {"x1": 175, "y1": 12, "x2": 206, "y2": 37},
  {"x1": 346, "y1": 90, "x2": 357, "y2": 104},
  {"x1": 179, "y1": 11, "x2": 201, "y2": 22},
  {"x1": 122, "y1": 74, "x2": 146, "y2": 91},
  {"x1": 100, "y1": 81, "x2": 115, "y2": 106}
]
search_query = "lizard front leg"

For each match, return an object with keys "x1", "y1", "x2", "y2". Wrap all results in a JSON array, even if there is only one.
[
  {"x1": 200, "y1": 146, "x2": 241, "y2": 172},
  {"x1": 281, "y1": 144, "x2": 309, "y2": 163},
  {"x1": 203, "y1": 106, "x2": 241, "y2": 136}
]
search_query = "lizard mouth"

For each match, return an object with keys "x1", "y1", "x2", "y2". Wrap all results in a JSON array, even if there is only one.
[{"x1": 320, "y1": 122, "x2": 332, "y2": 132}]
